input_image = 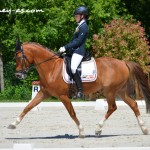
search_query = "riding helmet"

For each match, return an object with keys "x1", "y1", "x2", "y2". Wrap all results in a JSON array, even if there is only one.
[{"x1": 74, "y1": 6, "x2": 88, "y2": 18}]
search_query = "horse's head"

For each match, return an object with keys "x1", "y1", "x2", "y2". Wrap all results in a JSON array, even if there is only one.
[{"x1": 14, "y1": 38, "x2": 30, "y2": 79}]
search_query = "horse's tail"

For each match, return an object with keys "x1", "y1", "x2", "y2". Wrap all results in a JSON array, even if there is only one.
[{"x1": 125, "y1": 61, "x2": 150, "y2": 113}]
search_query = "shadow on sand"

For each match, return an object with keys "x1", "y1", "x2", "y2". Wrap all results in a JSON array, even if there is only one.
[{"x1": 6, "y1": 133, "x2": 134, "y2": 140}]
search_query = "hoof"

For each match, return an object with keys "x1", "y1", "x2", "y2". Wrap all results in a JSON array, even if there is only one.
[
  {"x1": 143, "y1": 128, "x2": 149, "y2": 135},
  {"x1": 7, "y1": 124, "x2": 16, "y2": 129},
  {"x1": 95, "y1": 130, "x2": 102, "y2": 137}
]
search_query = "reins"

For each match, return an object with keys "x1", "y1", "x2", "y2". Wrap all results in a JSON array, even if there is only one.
[{"x1": 30, "y1": 52, "x2": 60, "y2": 69}]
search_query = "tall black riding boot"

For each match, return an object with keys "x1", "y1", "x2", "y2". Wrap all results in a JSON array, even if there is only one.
[{"x1": 73, "y1": 71, "x2": 83, "y2": 99}]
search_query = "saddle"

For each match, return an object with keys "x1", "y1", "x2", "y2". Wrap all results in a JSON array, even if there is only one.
[{"x1": 62, "y1": 53, "x2": 97, "y2": 98}]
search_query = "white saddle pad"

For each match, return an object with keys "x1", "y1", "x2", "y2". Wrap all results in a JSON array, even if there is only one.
[{"x1": 62, "y1": 57, "x2": 97, "y2": 84}]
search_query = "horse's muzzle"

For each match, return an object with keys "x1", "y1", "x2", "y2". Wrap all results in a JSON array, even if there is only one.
[{"x1": 15, "y1": 72, "x2": 27, "y2": 79}]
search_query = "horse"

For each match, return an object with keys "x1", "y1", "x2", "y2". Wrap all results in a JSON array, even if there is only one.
[{"x1": 8, "y1": 40, "x2": 150, "y2": 138}]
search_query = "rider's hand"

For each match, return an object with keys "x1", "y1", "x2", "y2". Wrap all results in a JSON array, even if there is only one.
[{"x1": 59, "y1": 47, "x2": 66, "y2": 53}]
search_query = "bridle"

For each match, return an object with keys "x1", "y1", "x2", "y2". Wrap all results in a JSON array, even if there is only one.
[
  {"x1": 14, "y1": 46, "x2": 30, "y2": 76},
  {"x1": 14, "y1": 45, "x2": 60, "y2": 79}
]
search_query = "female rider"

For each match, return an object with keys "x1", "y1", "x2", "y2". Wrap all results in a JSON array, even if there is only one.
[{"x1": 59, "y1": 6, "x2": 89, "y2": 99}]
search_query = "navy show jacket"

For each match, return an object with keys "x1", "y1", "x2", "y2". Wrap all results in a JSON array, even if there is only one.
[{"x1": 64, "y1": 20, "x2": 88, "y2": 56}]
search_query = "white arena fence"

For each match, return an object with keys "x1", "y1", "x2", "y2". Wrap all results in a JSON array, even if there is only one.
[{"x1": 0, "y1": 99, "x2": 146, "y2": 111}]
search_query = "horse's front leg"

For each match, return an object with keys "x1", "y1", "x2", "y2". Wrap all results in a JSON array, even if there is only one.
[
  {"x1": 8, "y1": 90, "x2": 50, "y2": 129},
  {"x1": 59, "y1": 95, "x2": 84, "y2": 138}
]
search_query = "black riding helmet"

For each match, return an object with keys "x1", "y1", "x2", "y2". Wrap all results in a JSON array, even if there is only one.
[{"x1": 74, "y1": 6, "x2": 88, "y2": 19}]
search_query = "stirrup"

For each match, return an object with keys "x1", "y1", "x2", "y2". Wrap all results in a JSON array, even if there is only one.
[{"x1": 77, "y1": 91, "x2": 83, "y2": 99}]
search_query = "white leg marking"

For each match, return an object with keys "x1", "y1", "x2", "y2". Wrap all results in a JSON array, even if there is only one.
[
  {"x1": 95, "y1": 117, "x2": 106, "y2": 136},
  {"x1": 78, "y1": 124, "x2": 85, "y2": 138},
  {"x1": 137, "y1": 116, "x2": 148, "y2": 135},
  {"x1": 99, "y1": 116, "x2": 106, "y2": 128},
  {"x1": 12, "y1": 117, "x2": 21, "y2": 126}
]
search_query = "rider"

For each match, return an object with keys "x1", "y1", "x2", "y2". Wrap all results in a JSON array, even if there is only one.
[
  {"x1": 59, "y1": 6, "x2": 89, "y2": 99},
  {"x1": 59, "y1": 6, "x2": 88, "y2": 98}
]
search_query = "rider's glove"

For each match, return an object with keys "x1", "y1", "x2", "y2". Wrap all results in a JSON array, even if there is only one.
[{"x1": 59, "y1": 47, "x2": 66, "y2": 53}]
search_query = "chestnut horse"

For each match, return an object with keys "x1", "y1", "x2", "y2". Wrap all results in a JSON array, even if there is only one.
[{"x1": 8, "y1": 41, "x2": 150, "y2": 137}]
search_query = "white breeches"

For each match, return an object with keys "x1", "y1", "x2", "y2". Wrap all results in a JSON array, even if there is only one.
[{"x1": 71, "y1": 53, "x2": 83, "y2": 74}]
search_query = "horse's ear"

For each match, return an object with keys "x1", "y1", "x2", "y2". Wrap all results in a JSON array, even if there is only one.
[{"x1": 15, "y1": 35, "x2": 22, "y2": 52}]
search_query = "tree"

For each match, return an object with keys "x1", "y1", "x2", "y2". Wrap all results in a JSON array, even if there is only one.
[
  {"x1": 91, "y1": 18, "x2": 150, "y2": 72},
  {"x1": 122, "y1": 0, "x2": 150, "y2": 39}
]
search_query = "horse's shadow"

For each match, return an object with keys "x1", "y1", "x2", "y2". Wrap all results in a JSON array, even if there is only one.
[{"x1": 6, "y1": 134, "x2": 134, "y2": 140}]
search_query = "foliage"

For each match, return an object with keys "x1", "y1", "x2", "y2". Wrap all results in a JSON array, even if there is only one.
[
  {"x1": 1, "y1": 0, "x2": 149, "y2": 100},
  {"x1": 0, "y1": 0, "x2": 131, "y2": 64},
  {"x1": 122, "y1": 0, "x2": 150, "y2": 39},
  {"x1": 91, "y1": 18, "x2": 150, "y2": 72},
  {"x1": 0, "y1": 84, "x2": 31, "y2": 101}
]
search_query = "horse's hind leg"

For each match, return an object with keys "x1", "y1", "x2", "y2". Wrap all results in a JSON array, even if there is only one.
[
  {"x1": 95, "y1": 92, "x2": 117, "y2": 136},
  {"x1": 8, "y1": 90, "x2": 49, "y2": 129},
  {"x1": 59, "y1": 95, "x2": 84, "y2": 138},
  {"x1": 118, "y1": 90, "x2": 148, "y2": 135}
]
